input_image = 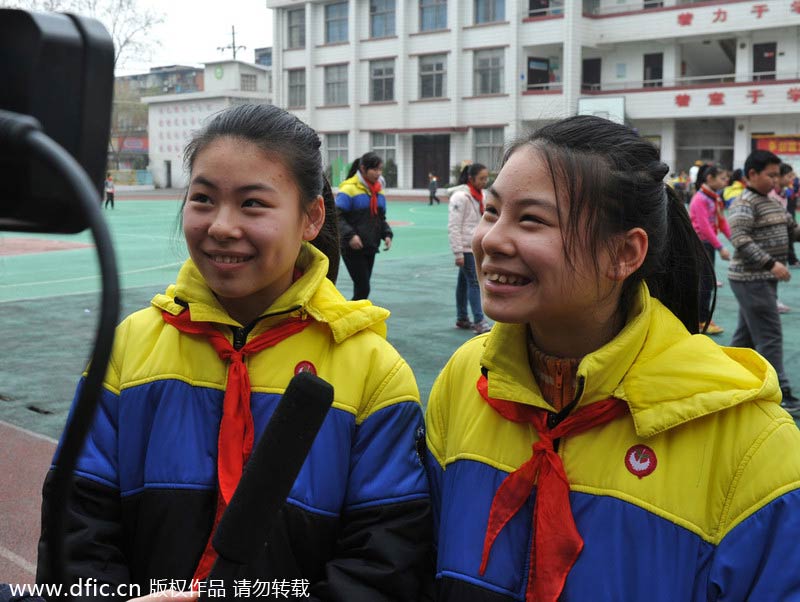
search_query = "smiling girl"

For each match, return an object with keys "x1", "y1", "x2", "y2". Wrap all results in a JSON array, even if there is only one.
[
  {"x1": 425, "y1": 116, "x2": 800, "y2": 601},
  {"x1": 37, "y1": 104, "x2": 431, "y2": 600}
]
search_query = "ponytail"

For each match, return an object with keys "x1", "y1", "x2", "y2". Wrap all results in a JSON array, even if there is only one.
[
  {"x1": 642, "y1": 185, "x2": 712, "y2": 333},
  {"x1": 458, "y1": 162, "x2": 488, "y2": 185},
  {"x1": 310, "y1": 176, "x2": 341, "y2": 283},
  {"x1": 346, "y1": 157, "x2": 361, "y2": 179}
]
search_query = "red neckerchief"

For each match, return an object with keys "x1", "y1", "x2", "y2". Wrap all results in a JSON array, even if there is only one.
[
  {"x1": 700, "y1": 184, "x2": 721, "y2": 203},
  {"x1": 468, "y1": 182, "x2": 485, "y2": 214},
  {"x1": 476, "y1": 374, "x2": 629, "y2": 602},
  {"x1": 162, "y1": 308, "x2": 313, "y2": 581},
  {"x1": 366, "y1": 178, "x2": 382, "y2": 217}
]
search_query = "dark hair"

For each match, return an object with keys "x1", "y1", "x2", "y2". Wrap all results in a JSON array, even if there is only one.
[
  {"x1": 781, "y1": 163, "x2": 795, "y2": 177},
  {"x1": 731, "y1": 168, "x2": 744, "y2": 183},
  {"x1": 744, "y1": 149, "x2": 781, "y2": 177},
  {"x1": 695, "y1": 164, "x2": 721, "y2": 190},
  {"x1": 346, "y1": 151, "x2": 383, "y2": 179},
  {"x1": 458, "y1": 162, "x2": 488, "y2": 185},
  {"x1": 181, "y1": 103, "x2": 339, "y2": 283},
  {"x1": 504, "y1": 115, "x2": 711, "y2": 333}
]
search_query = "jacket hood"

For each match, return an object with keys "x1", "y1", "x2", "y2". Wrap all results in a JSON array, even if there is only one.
[
  {"x1": 480, "y1": 283, "x2": 780, "y2": 438},
  {"x1": 151, "y1": 243, "x2": 389, "y2": 342},
  {"x1": 340, "y1": 173, "x2": 383, "y2": 196}
]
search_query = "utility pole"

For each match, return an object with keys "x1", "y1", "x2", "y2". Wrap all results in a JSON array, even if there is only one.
[{"x1": 218, "y1": 25, "x2": 246, "y2": 60}]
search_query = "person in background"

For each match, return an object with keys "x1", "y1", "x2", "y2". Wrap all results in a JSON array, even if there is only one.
[
  {"x1": 426, "y1": 116, "x2": 800, "y2": 601},
  {"x1": 428, "y1": 172, "x2": 441, "y2": 205},
  {"x1": 723, "y1": 168, "x2": 746, "y2": 208},
  {"x1": 36, "y1": 104, "x2": 431, "y2": 600},
  {"x1": 335, "y1": 152, "x2": 393, "y2": 300},
  {"x1": 780, "y1": 163, "x2": 799, "y2": 267},
  {"x1": 104, "y1": 172, "x2": 115, "y2": 209},
  {"x1": 448, "y1": 163, "x2": 491, "y2": 335},
  {"x1": 689, "y1": 164, "x2": 730, "y2": 335},
  {"x1": 728, "y1": 149, "x2": 800, "y2": 414}
]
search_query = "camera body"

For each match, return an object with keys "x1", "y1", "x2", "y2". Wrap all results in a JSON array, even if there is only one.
[{"x1": 0, "y1": 9, "x2": 113, "y2": 233}]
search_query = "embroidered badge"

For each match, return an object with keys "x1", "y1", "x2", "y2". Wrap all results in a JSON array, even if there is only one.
[
  {"x1": 294, "y1": 361, "x2": 317, "y2": 376},
  {"x1": 625, "y1": 444, "x2": 657, "y2": 478}
]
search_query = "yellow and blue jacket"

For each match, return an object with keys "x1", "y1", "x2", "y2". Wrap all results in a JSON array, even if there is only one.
[
  {"x1": 335, "y1": 174, "x2": 393, "y2": 252},
  {"x1": 426, "y1": 284, "x2": 800, "y2": 601},
  {"x1": 38, "y1": 244, "x2": 431, "y2": 601}
]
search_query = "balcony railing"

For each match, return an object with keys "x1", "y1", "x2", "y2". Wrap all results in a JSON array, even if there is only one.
[
  {"x1": 583, "y1": 0, "x2": 732, "y2": 16},
  {"x1": 526, "y1": 3, "x2": 565, "y2": 18},
  {"x1": 580, "y1": 71, "x2": 794, "y2": 92},
  {"x1": 525, "y1": 81, "x2": 564, "y2": 91}
]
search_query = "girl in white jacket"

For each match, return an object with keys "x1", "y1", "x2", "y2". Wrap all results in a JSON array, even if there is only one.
[{"x1": 448, "y1": 163, "x2": 491, "y2": 333}]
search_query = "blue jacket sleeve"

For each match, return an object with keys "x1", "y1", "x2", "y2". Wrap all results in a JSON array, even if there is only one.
[
  {"x1": 706, "y1": 488, "x2": 800, "y2": 600},
  {"x1": 311, "y1": 401, "x2": 432, "y2": 601},
  {"x1": 36, "y1": 379, "x2": 130, "y2": 599}
]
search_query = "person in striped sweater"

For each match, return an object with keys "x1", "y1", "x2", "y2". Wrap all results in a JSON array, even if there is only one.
[{"x1": 728, "y1": 149, "x2": 800, "y2": 415}]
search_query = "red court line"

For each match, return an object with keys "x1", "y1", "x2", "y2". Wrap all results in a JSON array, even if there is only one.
[{"x1": 0, "y1": 421, "x2": 56, "y2": 586}]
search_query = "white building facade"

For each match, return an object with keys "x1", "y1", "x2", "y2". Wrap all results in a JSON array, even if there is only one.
[
  {"x1": 267, "y1": 0, "x2": 800, "y2": 188},
  {"x1": 143, "y1": 60, "x2": 272, "y2": 188}
]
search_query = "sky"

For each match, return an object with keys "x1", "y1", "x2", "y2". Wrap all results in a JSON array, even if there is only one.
[{"x1": 116, "y1": 0, "x2": 274, "y2": 76}]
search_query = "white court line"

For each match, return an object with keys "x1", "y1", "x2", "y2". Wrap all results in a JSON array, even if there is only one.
[
  {"x1": 0, "y1": 419, "x2": 58, "y2": 445},
  {"x1": 0, "y1": 544, "x2": 36, "y2": 576},
  {"x1": 0, "y1": 261, "x2": 184, "y2": 289}
]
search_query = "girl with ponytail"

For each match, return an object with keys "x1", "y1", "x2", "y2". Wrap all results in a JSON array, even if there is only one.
[{"x1": 425, "y1": 115, "x2": 800, "y2": 602}]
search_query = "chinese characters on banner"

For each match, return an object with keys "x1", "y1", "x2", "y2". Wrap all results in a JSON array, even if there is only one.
[
  {"x1": 674, "y1": 88, "x2": 800, "y2": 107},
  {"x1": 677, "y1": 1, "x2": 799, "y2": 25},
  {"x1": 753, "y1": 137, "x2": 800, "y2": 155}
]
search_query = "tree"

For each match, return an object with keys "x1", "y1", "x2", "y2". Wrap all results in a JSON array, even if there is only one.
[{"x1": 0, "y1": 0, "x2": 164, "y2": 70}]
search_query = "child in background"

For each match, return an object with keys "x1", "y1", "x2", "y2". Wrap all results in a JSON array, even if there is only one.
[
  {"x1": 689, "y1": 164, "x2": 731, "y2": 334},
  {"x1": 428, "y1": 172, "x2": 441, "y2": 205},
  {"x1": 426, "y1": 116, "x2": 800, "y2": 601},
  {"x1": 37, "y1": 104, "x2": 431, "y2": 600},
  {"x1": 104, "y1": 172, "x2": 115, "y2": 209},
  {"x1": 335, "y1": 152, "x2": 393, "y2": 300},
  {"x1": 448, "y1": 163, "x2": 491, "y2": 334}
]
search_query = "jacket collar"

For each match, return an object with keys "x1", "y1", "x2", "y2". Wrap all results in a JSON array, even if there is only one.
[
  {"x1": 480, "y1": 283, "x2": 780, "y2": 438},
  {"x1": 152, "y1": 243, "x2": 389, "y2": 342}
]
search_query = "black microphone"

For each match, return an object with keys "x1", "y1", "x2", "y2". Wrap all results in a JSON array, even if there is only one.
[{"x1": 199, "y1": 372, "x2": 334, "y2": 599}]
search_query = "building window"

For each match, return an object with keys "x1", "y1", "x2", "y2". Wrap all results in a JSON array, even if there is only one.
[
  {"x1": 240, "y1": 73, "x2": 257, "y2": 91},
  {"x1": 420, "y1": 0, "x2": 447, "y2": 31},
  {"x1": 474, "y1": 48, "x2": 504, "y2": 95},
  {"x1": 371, "y1": 132, "x2": 397, "y2": 187},
  {"x1": 474, "y1": 127, "x2": 504, "y2": 170},
  {"x1": 325, "y1": 2, "x2": 348, "y2": 44},
  {"x1": 287, "y1": 8, "x2": 305, "y2": 49},
  {"x1": 327, "y1": 133, "x2": 349, "y2": 185},
  {"x1": 370, "y1": 0, "x2": 395, "y2": 37},
  {"x1": 324, "y1": 64, "x2": 348, "y2": 105},
  {"x1": 419, "y1": 54, "x2": 446, "y2": 98},
  {"x1": 475, "y1": 0, "x2": 504, "y2": 23},
  {"x1": 288, "y1": 69, "x2": 306, "y2": 108},
  {"x1": 370, "y1": 59, "x2": 395, "y2": 102}
]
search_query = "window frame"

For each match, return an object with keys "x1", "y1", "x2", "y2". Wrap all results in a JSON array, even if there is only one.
[
  {"x1": 370, "y1": 132, "x2": 397, "y2": 188},
  {"x1": 240, "y1": 73, "x2": 257, "y2": 92},
  {"x1": 419, "y1": 54, "x2": 447, "y2": 99},
  {"x1": 474, "y1": 0, "x2": 505, "y2": 23},
  {"x1": 324, "y1": 63, "x2": 349, "y2": 105},
  {"x1": 324, "y1": 2, "x2": 349, "y2": 44},
  {"x1": 370, "y1": 59, "x2": 395, "y2": 102},
  {"x1": 370, "y1": 0, "x2": 396, "y2": 38},
  {"x1": 473, "y1": 48, "x2": 505, "y2": 95},
  {"x1": 287, "y1": 68, "x2": 306, "y2": 108},
  {"x1": 473, "y1": 127, "x2": 504, "y2": 170},
  {"x1": 419, "y1": 0, "x2": 447, "y2": 31},
  {"x1": 287, "y1": 8, "x2": 306, "y2": 49}
]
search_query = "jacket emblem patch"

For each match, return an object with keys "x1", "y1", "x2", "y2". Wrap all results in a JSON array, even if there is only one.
[
  {"x1": 625, "y1": 444, "x2": 657, "y2": 478},
  {"x1": 294, "y1": 361, "x2": 317, "y2": 376}
]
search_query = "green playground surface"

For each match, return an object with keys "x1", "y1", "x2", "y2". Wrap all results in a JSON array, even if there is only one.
[{"x1": 1, "y1": 195, "x2": 799, "y2": 439}]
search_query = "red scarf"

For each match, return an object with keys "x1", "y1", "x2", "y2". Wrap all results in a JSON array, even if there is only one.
[
  {"x1": 468, "y1": 182, "x2": 485, "y2": 214},
  {"x1": 700, "y1": 184, "x2": 725, "y2": 233},
  {"x1": 161, "y1": 309, "x2": 313, "y2": 581},
  {"x1": 476, "y1": 374, "x2": 629, "y2": 602},
  {"x1": 366, "y1": 178, "x2": 382, "y2": 217}
]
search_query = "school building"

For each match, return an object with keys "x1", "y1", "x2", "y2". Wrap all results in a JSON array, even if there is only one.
[{"x1": 267, "y1": 0, "x2": 800, "y2": 187}]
